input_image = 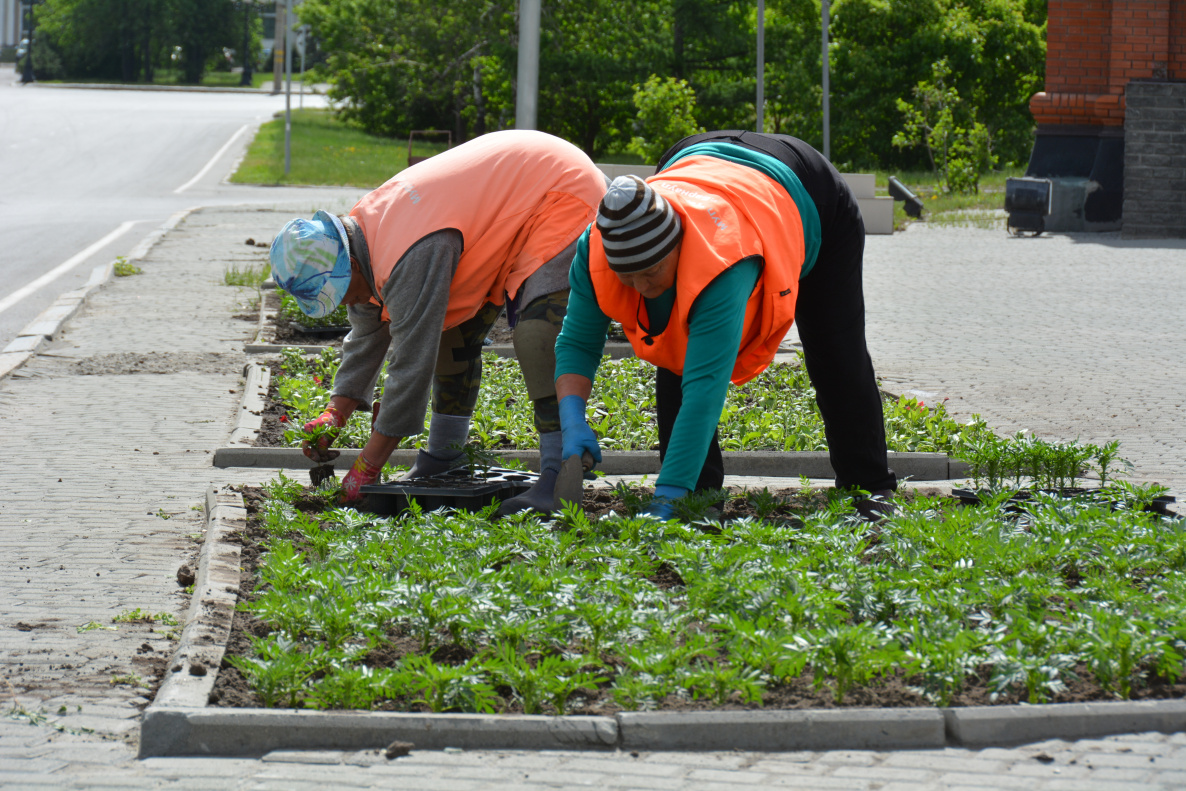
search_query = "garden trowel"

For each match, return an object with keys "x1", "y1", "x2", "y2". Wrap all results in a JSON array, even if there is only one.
[{"x1": 554, "y1": 451, "x2": 595, "y2": 509}]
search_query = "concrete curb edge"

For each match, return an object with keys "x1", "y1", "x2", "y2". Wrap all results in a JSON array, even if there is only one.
[
  {"x1": 140, "y1": 486, "x2": 245, "y2": 757},
  {"x1": 229, "y1": 362, "x2": 270, "y2": 446}
]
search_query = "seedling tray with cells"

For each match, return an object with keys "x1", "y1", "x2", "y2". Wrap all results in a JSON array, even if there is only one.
[{"x1": 360, "y1": 467, "x2": 537, "y2": 515}]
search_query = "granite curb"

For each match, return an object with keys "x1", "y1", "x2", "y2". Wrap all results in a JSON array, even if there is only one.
[{"x1": 0, "y1": 207, "x2": 196, "y2": 381}]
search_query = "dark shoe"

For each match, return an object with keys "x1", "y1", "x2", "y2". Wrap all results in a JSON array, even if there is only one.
[
  {"x1": 496, "y1": 467, "x2": 562, "y2": 516},
  {"x1": 401, "y1": 449, "x2": 463, "y2": 480},
  {"x1": 854, "y1": 489, "x2": 896, "y2": 523}
]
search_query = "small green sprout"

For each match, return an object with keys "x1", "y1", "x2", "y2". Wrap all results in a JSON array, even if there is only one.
[{"x1": 113, "y1": 257, "x2": 142, "y2": 277}]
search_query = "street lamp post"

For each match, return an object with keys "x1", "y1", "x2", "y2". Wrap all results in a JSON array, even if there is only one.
[
  {"x1": 239, "y1": 0, "x2": 254, "y2": 87},
  {"x1": 20, "y1": 0, "x2": 36, "y2": 85}
]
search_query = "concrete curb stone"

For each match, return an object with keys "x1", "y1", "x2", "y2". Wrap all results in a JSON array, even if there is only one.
[
  {"x1": 944, "y1": 699, "x2": 1186, "y2": 748},
  {"x1": 616, "y1": 709, "x2": 946, "y2": 751},
  {"x1": 228, "y1": 362, "x2": 270, "y2": 447},
  {"x1": 146, "y1": 487, "x2": 244, "y2": 714},
  {"x1": 141, "y1": 708, "x2": 620, "y2": 757}
]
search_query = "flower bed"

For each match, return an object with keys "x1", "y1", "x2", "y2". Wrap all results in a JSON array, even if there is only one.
[
  {"x1": 257, "y1": 347, "x2": 987, "y2": 461},
  {"x1": 212, "y1": 476, "x2": 1186, "y2": 714}
]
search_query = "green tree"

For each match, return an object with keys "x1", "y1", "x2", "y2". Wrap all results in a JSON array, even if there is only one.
[
  {"x1": 829, "y1": 0, "x2": 1043, "y2": 170},
  {"x1": 37, "y1": 0, "x2": 234, "y2": 82},
  {"x1": 627, "y1": 74, "x2": 704, "y2": 163},
  {"x1": 892, "y1": 58, "x2": 995, "y2": 192}
]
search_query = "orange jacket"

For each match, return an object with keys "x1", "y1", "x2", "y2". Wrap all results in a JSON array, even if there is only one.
[
  {"x1": 588, "y1": 155, "x2": 804, "y2": 384},
  {"x1": 349, "y1": 130, "x2": 605, "y2": 329}
]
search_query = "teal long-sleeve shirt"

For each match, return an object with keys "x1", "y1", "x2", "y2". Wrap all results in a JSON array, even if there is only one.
[
  {"x1": 554, "y1": 142, "x2": 821, "y2": 491},
  {"x1": 556, "y1": 229, "x2": 761, "y2": 491}
]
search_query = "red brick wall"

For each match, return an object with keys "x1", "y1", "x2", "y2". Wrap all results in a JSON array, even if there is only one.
[{"x1": 1031, "y1": 0, "x2": 1185, "y2": 125}]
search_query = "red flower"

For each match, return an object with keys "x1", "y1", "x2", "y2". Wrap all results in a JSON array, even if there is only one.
[
  {"x1": 313, "y1": 376, "x2": 322, "y2": 385},
  {"x1": 278, "y1": 415, "x2": 289, "y2": 423}
]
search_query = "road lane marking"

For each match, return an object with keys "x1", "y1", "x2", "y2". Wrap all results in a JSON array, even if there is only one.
[
  {"x1": 0, "y1": 222, "x2": 138, "y2": 317},
  {"x1": 174, "y1": 123, "x2": 251, "y2": 194}
]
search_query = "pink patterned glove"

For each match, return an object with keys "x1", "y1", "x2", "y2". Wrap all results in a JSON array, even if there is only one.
[
  {"x1": 340, "y1": 452, "x2": 383, "y2": 503},
  {"x1": 302, "y1": 406, "x2": 346, "y2": 463}
]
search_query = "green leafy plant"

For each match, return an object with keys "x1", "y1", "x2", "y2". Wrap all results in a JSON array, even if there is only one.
[
  {"x1": 113, "y1": 256, "x2": 142, "y2": 277},
  {"x1": 892, "y1": 59, "x2": 995, "y2": 195},
  {"x1": 280, "y1": 292, "x2": 349, "y2": 329},
  {"x1": 224, "y1": 262, "x2": 270, "y2": 287},
  {"x1": 112, "y1": 608, "x2": 178, "y2": 625},
  {"x1": 626, "y1": 74, "x2": 704, "y2": 164}
]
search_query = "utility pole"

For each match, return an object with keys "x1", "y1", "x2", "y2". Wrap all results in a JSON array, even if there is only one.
[
  {"x1": 272, "y1": 0, "x2": 285, "y2": 94},
  {"x1": 822, "y1": 0, "x2": 831, "y2": 159},
  {"x1": 515, "y1": 0, "x2": 540, "y2": 130},
  {"x1": 20, "y1": 0, "x2": 35, "y2": 85},
  {"x1": 240, "y1": 0, "x2": 254, "y2": 87},
  {"x1": 756, "y1": 0, "x2": 764, "y2": 132},
  {"x1": 284, "y1": 0, "x2": 293, "y2": 175}
]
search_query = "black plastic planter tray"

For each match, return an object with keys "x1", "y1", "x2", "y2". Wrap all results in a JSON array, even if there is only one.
[
  {"x1": 360, "y1": 467, "x2": 537, "y2": 515},
  {"x1": 951, "y1": 488, "x2": 1177, "y2": 517},
  {"x1": 294, "y1": 325, "x2": 351, "y2": 339}
]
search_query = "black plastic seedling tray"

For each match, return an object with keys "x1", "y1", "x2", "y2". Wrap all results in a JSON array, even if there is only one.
[
  {"x1": 360, "y1": 467, "x2": 538, "y2": 515},
  {"x1": 295, "y1": 325, "x2": 352, "y2": 339},
  {"x1": 952, "y1": 487, "x2": 1177, "y2": 517}
]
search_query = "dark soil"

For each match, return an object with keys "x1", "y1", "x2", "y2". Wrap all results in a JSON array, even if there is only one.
[
  {"x1": 207, "y1": 485, "x2": 1186, "y2": 714},
  {"x1": 261, "y1": 291, "x2": 346, "y2": 348}
]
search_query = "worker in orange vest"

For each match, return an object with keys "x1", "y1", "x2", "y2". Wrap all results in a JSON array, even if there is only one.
[
  {"x1": 553, "y1": 131, "x2": 897, "y2": 520},
  {"x1": 270, "y1": 130, "x2": 607, "y2": 503}
]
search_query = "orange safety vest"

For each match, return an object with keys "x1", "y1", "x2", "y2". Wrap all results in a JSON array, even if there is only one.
[
  {"x1": 588, "y1": 155, "x2": 805, "y2": 384},
  {"x1": 349, "y1": 130, "x2": 605, "y2": 329}
]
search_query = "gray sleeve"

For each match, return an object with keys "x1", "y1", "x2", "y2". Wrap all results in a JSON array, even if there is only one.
[{"x1": 364, "y1": 230, "x2": 462, "y2": 438}]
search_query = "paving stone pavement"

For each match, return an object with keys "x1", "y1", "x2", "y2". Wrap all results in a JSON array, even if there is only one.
[
  {"x1": 1, "y1": 208, "x2": 1184, "y2": 789},
  {"x1": 862, "y1": 224, "x2": 1186, "y2": 499}
]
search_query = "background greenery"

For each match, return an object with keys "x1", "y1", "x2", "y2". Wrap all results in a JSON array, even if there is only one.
[
  {"x1": 28, "y1": 0, "x2": 1047, "y2": 183},
  {"x1": 296, "y1": 0, "x2": 1045, "y2": 174}
]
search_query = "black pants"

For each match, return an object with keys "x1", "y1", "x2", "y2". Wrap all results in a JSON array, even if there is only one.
[{"x1": 654, "y1": 131, "x2": 897, "y2": 493}]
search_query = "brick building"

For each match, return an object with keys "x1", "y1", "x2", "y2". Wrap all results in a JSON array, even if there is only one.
[{"x1": 1021, "y1": 0, "x2": 1186, "y2": 237}]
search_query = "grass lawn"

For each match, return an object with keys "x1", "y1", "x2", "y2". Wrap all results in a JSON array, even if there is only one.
[{"x1": 230, "y1": 109, "x2": 448, "y2": 188}]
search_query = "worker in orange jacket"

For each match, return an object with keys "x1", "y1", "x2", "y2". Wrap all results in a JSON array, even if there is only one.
[
  {"x1": 270, "y1": 130, "x2": 607, "y2": 503},
  {"x1": 553, "y1": 131, "x2": 896, "y2": 520}
]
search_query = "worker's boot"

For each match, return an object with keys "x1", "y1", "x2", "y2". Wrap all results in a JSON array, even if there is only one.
[
  {"x1": 496, "y1": 431, "x2": 563, "y2": 516},
  {"x1": 400, "y1": 413, "x2": 471, "y2": 479},
  {"x1": 854, "y1": 489, "x2": 896, "y2": 523},
  {"x1": 400, "y1": 449, "x2": 465, "y2": 480}
]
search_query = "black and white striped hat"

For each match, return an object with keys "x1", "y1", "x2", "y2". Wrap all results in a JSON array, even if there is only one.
[{"x1": 596, "y1": 175, "x2": 682, "y2": 273}]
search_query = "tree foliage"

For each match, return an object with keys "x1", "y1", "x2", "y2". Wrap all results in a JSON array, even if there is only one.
[
  {"x1": 36, "y1": 0, "x2": 241, "y2": 83},
  {"x1": 628, "y1": 75, "x2": 705, "y2": 164},
  {"x1": 829, "y1": 0, "x2": 1044, "y2": 169}
]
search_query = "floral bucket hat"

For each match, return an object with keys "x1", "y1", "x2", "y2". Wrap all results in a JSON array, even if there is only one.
[{"x1": 269, "y1": 210, "x2": 352, "y2": 318}]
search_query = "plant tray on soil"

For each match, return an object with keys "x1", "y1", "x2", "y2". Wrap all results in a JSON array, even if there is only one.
[
  {"x1": 360, "y1": 467, "x2": 537, "y2": 515},
  {"x1": 951, "y1": 487, "x2": 1178, "y2": 516}
]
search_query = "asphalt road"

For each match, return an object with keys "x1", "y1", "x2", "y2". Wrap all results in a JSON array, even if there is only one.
[{"x1": 0, "y1": 68, "x2": 365, "y2": 347}]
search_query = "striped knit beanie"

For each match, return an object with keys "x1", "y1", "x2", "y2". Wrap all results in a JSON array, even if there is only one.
[{"x1": 596, "y1": 175, "x2": 682, "y2": 273}]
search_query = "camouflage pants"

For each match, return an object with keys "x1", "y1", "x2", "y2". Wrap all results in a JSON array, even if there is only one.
[{"x1": 431, "y1": 291, "x2": 567, "y2": 434}]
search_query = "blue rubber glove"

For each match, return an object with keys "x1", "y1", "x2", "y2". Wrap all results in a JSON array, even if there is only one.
[
  {"x1": 559, "y1": 395, "x2": 602, "y2": 465},
  {"x1": 640, "y1": 484, "x2": 689, "y2": 519}
]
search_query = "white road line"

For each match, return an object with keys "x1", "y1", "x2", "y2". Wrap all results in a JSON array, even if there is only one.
[
  {"x1": 0, "y1": 221, "x2": 138, "y2": 317},
  {"x1": 174, "y1": 123, "x2": 251, "y2": 194}
]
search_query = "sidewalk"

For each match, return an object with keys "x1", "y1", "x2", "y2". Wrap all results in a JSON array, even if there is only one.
[{"x1": 1, "y1": 206, "x2": 1184, "y2": 789}]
